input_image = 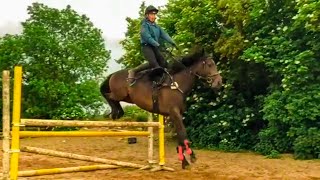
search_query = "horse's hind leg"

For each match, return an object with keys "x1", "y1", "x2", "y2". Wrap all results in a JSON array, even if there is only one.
[
  {"x1": 100, "y1": 73, "x2": 126, "y2": 120},
  {"x1": 104, "y1": 96, "x2": 121, "y2": 120},
  {"x1": 113, "y1": 100, "x2": 124, "y2": 119}
]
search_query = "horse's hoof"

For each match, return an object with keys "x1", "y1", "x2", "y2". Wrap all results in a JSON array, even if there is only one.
[
  {"x1": 111, "y1": 113, "x2": 117, "y2": 120},
  {"x1": 190, "y1": 154, "x2": 197, "y2": 163},
  {"x1": 116, "y1": 111, "x2": 124, "y2": 119}
]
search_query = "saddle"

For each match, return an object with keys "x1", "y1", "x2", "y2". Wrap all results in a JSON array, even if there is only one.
[
  {"x1": 132, "y1": 67, "x2": 175, "y2": 113},
  {"x1": 135, "y1": 67, "x2": 169, "y2": 86}
]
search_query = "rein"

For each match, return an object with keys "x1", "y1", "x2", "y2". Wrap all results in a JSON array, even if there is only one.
[{"x1": 164, "y1": 48, "x2": 220, "y2": 85}]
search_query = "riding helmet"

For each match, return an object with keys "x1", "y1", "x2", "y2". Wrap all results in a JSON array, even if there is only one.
[{"x1": 145, "y1": 5, "x2": 159, "y2": 15}]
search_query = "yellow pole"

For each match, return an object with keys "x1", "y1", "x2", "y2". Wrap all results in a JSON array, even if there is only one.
[
  {"x1": 10, "y1": 66, "x2": 22, "y2": 180},
  {"x1": 158, "y1": 115, "x2": 165, "y2": 166},
  {"x1": 19, "y1": 131, "x2": 150, "y2": 137},
  {"x1": 18, "y1": 164, "x2": 118, "y2": 177}
]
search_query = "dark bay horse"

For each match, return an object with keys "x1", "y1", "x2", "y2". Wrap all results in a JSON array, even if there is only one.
[{"x1": 100, "y1": 48, "x2": 223, "y2": 169}]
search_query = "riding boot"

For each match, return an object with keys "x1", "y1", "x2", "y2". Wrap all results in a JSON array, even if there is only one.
[
  {"x1": 149, "y1": 59, "x2": 164, "y2": 77},
  {"x1": 127, "y1": 63, "x2": 150, "y2": 86}
]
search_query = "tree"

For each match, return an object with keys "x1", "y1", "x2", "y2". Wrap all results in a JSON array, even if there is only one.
[
  {"x1": 0, "y1": 2, "x2": 111, "y2": 120},
  {"x1": 0, "y1": 35, "x2": 26, "y2": 129},
  {"x1": 242, "y1": 0, "x2": 320, "y2": 159}
]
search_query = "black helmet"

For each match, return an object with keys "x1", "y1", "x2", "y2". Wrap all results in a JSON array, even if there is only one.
[{"x1": 145, "y1": 5, "x2": 158, "y2": 15}]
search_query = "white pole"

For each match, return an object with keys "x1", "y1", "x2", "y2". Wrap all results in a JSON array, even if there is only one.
[{"x1": 2, "y1": 70, "x2": 10, "y2": 180}]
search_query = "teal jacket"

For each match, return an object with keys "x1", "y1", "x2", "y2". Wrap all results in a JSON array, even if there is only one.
[{"x1": 140, "y1": 18, "x2": 175, "y2": 47}]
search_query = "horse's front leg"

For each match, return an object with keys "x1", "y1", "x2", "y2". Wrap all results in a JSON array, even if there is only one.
[{"x1": 169, "y1": 107, "x2": 197, "y2": 169}]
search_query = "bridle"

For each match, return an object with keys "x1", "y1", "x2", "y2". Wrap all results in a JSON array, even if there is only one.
[
  {"x1": 164, "y1": 48, "x2": 220, "y2": 86},
  {"x1": 192, "y1": 59, "x2": 220, "y2": 85}
]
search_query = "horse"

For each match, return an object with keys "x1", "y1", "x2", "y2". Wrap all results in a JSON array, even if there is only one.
[{"x1": 99, "y1": 47, "x2": 223, "y2": 169}]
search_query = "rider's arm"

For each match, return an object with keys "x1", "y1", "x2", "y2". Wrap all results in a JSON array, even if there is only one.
[
  {"x1": 140, "y1": 23, "x2": 160, "y2": 47},
  {"x1": 159, "y1": 27, "x2": 175, "y2": 45}
]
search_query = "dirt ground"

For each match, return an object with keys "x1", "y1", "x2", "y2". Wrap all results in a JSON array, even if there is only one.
[{"x1": 1, "y1": 134, "x2": 320, "y2": 180}]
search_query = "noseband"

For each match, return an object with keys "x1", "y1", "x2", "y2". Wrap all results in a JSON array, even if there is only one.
[{"x1": 189, "y1": 59, "x2": 220, "y2": 85}]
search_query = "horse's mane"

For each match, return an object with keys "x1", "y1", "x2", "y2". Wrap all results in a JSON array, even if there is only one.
[{"x1": 167, "y1": 47, "x2": 205, "y2": 74}]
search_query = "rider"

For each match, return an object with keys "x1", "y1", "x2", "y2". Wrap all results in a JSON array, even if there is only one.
[{"x1": 127, "y1": 5, "x2": 178, "y2": 86}]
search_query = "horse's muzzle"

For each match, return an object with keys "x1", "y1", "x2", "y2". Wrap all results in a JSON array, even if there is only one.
[{"x1": 210, "y1": 75, "x2": 223, "y2": 90}]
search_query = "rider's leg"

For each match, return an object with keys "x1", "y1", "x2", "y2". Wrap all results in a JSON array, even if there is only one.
[
  {"x1": 142, "y1": 44, "x2": 161, "y2": 69},
  {"x1": 127, "y1": 44, "x2": 158, "y2": 85},
  {"x1": 141, "y1": 44, "x2": 164, "y2": 76},
  {"x1": 127, "y1": 44, "x2": 163, "y2": 86},
  {"x1": 153, "y1": 46, "x2": 168, "y2": 68}
]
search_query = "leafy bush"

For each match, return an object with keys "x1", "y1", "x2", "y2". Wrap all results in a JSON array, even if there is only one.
[
  {"x1": 266, "y1": 150, "x2": 281, "y2": 159},
  {"x1": 293, "y1": 128, "x2": 320, "y2": 159},
  {"x1": 254, "y1": 125, "x2": 294, "y2": 155},
  {"x1": 122, "y1": 105, "x2": 149, "y2": 122}
]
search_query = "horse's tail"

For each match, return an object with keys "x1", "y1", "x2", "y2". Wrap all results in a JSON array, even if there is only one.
[{"x1": 100, "y1": 73, "x2": 113, "y2": 98}]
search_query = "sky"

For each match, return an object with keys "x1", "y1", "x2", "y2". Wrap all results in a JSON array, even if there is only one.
[{"x1": 0, "y1": 0, "x2": 168, "y2": 73}]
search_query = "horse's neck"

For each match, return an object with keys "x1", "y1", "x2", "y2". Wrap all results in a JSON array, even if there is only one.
[{"x1": 172, "y1": 65, "x2": 197, "y2": 95}]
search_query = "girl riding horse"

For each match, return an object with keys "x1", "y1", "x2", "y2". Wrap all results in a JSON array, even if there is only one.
[{"x1": 127, "y1": 5, "x2": 178, "y2": 86}]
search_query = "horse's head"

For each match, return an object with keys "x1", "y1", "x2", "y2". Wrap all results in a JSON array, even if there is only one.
[{"x1": 191, "y1": 49, "x2": 223, "y2": 91}]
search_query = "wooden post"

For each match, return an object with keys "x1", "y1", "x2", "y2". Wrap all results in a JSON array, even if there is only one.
[
  {"x1": 150, "y1": 115, "x2": 174, "y2": 172},
  {"x1": 140, "y1": 113, "x2": 157, "y2": 170},
  {"x1": 147, "y1": 113, "x2": 155, "y2": 164},
  {"x1": 2, "y1": 70, "x2": 10, "y2": 180}
]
